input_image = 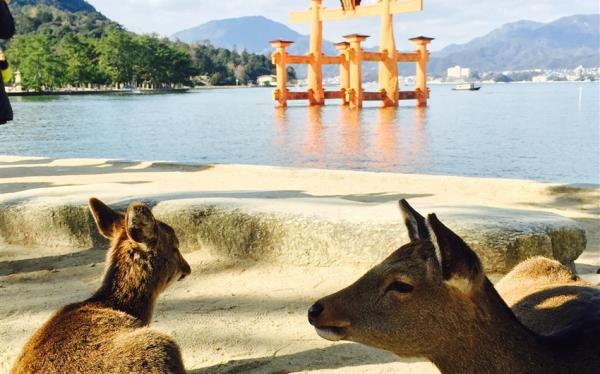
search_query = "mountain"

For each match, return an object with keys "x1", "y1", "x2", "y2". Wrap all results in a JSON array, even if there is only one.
[
  {"x1": 172, "y1": 15, "x2": 342, "y2": 77},
  {"x1": 12, "y1": 0, "x2": 97, "y2": 13},
  {"x1": 173, "y1": 16, "x2": 298, "y2": 54},
  {"x1": 429, "y1": 14, "x2": 600, "y2": 74},
  {"x1": 174, "y1": 14, "x2": 599, "y2": 77},
  {"x1": 10, "y1": 0, "x2": 116, "y2": 37},
  {"x1": 172, "y1": 15, "x2": 338, "y2": 56}
]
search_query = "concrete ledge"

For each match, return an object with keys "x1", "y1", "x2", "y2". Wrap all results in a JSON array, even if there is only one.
[{"x1": 0, "y1": 196, "x2": 586, "y2": 273}]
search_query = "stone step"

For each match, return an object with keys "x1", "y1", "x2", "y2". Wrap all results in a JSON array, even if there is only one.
[{"x1": 0, "y1": 192, "x2": 586, "y2": 273}]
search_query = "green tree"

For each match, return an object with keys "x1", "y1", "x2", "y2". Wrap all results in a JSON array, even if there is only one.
[
  {"x1": 57, "y1": 34, "x2": 103, "y2": 86},
  {"x1": 96, "y1": 29, "x2": 136, "y2": 85},
  {"x1": 7, "y1": 34, "x2": 65, "y2": 91},
  {"x1": 166, "y1": 42, "x2": 197, "y2": 86}
]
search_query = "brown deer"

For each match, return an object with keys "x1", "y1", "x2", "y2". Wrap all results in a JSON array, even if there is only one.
[
  {"x1": 308, "y1": 200, "x2": 600, "y2": 374},
  {"x1": 11, "y1": 198, "x2": 191, "y2": 374}
]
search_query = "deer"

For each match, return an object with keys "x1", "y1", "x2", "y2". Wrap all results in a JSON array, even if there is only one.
[
  {"x1": 308, "y1": 199, "x2": 600, "y2": 374},
  {"x1": 11, "y1": 198, "x2": 191, "y2": 374}
]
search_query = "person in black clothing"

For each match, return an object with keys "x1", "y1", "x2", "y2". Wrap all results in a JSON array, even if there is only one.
[{"x1": 0, "y1": 0, "x2": 15, "y2": 125}]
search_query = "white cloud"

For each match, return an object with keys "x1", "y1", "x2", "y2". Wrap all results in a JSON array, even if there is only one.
[{"x1": 87, "y1": 0, "x2": 600, "y2": 50}]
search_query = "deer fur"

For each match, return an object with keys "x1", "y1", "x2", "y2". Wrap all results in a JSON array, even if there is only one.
[
  {"x1": 308, "y1": 199, "x2": 600, "y2": 373},
  {"x1": 11, "y1": 198, "x2": 191, "y2": 374}
]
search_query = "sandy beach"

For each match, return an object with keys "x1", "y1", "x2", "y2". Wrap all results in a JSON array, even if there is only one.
[{"x1": 0, "y1": 156, "x2": 598, "y2": 373}]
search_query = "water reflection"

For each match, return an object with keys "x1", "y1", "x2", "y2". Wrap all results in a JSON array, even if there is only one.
[
  {"x1": 409, "y1": 106, "x2": 428, "y2": 171},
  {"x1": 338, "y1": 107, "x2": 362, "y2": 158},
  {"x1": 373, "y1": 107, "x2": 398, "y2": 170},
  {"x1": 273, "y1": 105, "x2": 429, "y2": 172},
  {"x1": 304, "y1": 106, "x2": 326, "y2": 166},
  {"x1": 273, "y1": 107, "x2": 288, "y2": 148}
]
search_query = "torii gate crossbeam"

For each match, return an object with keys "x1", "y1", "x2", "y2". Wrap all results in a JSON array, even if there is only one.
[
  {"x1": 272, "y1": 0, "x2": 432, "y2": 108},
  {"x1": 289, "y1": 0, "x2": 423, "y2": 23}
]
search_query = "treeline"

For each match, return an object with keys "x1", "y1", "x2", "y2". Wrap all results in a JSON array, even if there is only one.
[{"x1": 4, "y1": 4, "x2": 286, "y2": 91}]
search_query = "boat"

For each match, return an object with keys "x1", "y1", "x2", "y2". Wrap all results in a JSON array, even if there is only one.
[
  {"x1": 453, "y1": 82, "x2": 481, "y2": 91},
  {"x1": 122, "y1": 86, "x2": 142, "y2": 94}
]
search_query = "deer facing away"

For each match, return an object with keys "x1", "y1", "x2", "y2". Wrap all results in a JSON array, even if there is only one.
[
  {"x1": 11, "y1": 198, "x2": 191, "y2": 374},
  {"x1": 308, "y1": 200, "x2": 600, "y2": 373}
]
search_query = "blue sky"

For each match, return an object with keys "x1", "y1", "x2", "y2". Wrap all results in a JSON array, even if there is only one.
[{"x1": 87, "y1": 0, "x2": 599, "y2": 50}]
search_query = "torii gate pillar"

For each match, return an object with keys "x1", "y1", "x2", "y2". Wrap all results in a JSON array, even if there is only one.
[
  {"x1": 307, "y1": 0, "x2": 325, "y2": 106},
  {"x1": 335, "y1": 42, "x2": 351, "y2": 106},
  {"x1": 379, "y1": 0, "x2": 399, "y2": 107},
  {"x1": 410, "y1": 36, "x2": 434, "y2": 107},
  {"x1": 270, "y1": 40, "x2": 293, "y2": 107},
  {"x1": 345, "y1": 34, "x2": 369, "y2": 108}
]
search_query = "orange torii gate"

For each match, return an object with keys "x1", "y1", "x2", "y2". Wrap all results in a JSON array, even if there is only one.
[{"x1": 271, "y1": 0, "x2": 433, "y2": 108}]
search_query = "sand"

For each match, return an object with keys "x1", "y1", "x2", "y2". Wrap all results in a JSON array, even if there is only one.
[{"x1": 0, "y1": 156, "x2": 598, "y2": 373}]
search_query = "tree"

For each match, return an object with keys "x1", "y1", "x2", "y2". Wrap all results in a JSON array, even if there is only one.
[
  {"x1": 96, "y1": 29, "x2": 136, "y2": 85},
  {"x1": 132, "y1": 36, "x2": 196, "y2": 87},
  {"x1": 234, "y1": 65, "x2": 247, "y2": 83},
  {"x1": 57, "y1": 34, "x2": 103, "y2": 86},
  {"x1": 7, "y1": 34, "x2": 65, "y2": 91}
]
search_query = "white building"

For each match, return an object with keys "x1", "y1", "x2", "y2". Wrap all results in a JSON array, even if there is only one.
[
  {"x1": 256, "y1": 75, "x2": 277, "y2": 87},
  {"x1": 566, "y1": 65, "x2": 585, "y2": 81},
  {"x1": 447, "y1": 65, "x2": 471, "y2": 80}
]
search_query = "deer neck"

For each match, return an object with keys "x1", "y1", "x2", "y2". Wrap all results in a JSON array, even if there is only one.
[
  {"x1": 88, "y1": 245, "x2": 159, "y2": 325},
  {"x1": 427, "y1": 280, "x2": 556, "y2": 374}
]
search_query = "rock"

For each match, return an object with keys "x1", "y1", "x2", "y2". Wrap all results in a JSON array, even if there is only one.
[{"x1": 0, "y1": 197, "x2": 587, "y2": 273}]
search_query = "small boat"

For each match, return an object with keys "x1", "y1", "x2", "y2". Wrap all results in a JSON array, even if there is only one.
[
  {"x1": 122, "y1": 86, "x2": 142, "y2": 94},
  {"x1": 453, "y1": 82, "x2": 481, "y2": 91}
]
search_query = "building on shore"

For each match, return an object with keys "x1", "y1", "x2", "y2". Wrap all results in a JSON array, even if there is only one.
[
  {"x1": 447, "y1": 65, "x2": 471, "y2": 80},
  {"x1": 257, "y1": 75, "x2": 277, "y2": 87}
]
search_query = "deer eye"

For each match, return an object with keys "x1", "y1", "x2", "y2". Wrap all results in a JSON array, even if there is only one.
[{"x1": 385, "y1": 281, "x2": 414, "y2": 294}]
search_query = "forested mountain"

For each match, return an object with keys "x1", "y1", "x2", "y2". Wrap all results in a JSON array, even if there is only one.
[
  {"x1": 12, "y1": 0, "x2": 96, "y2": 13},
  {"x1": 3, "y1": 0, "x2": 278, "y2": 91},
  {"x1": 10, "y1": 3, "x2": 116, "y2": 37}
]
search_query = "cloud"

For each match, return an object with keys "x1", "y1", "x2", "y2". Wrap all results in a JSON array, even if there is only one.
[{"x1": 87, "y1": 0, "x2": 600, "y2": 50}]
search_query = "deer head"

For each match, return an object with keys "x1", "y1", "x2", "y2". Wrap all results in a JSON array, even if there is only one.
[
  {"x1": 88, "y1": 198, "x2": 191, "y2": 323},
  {"x1": 308, "y1": 199, "x2": 488, "y2": 358}
]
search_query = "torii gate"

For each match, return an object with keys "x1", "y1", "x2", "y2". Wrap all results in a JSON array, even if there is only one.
[{"x1": 271, "y1": 0, "x2": 433, "y2": 108}]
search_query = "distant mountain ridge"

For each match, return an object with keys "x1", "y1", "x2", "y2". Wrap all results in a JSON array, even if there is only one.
[
  {"x1": 174, "y1": 14, "x2": 600, "y2": 76},
  {"x1": 172, "y1": 16, "x2": 338, "y2": 56},
  {"x1": 173, "y1": 16, "x2": 299, "y2": 54},
  {"x1": 12, "y1": 0, "x2": 97, "y2": 13},
  {"x1": 429, "y1": 14, "x2": 600, "y2": 73}
]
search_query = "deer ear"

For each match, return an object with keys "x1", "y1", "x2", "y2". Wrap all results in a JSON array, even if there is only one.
[
  {"x1": 89, "y1": 198, "x2": 124, "y2": 239},
  {"x1": 426, "y1": 213, "x2": 484, "y2": 294},
  {"x1": 126, "y1": 202, "x2": 157, "y2": 245},
  {"x1": 399, "y1": 199, "x2": 429, "y2": 241}
]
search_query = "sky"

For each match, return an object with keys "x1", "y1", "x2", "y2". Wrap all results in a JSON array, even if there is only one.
[{"x1": 86, "y1": 0, "x2": 600, "y2": 51}]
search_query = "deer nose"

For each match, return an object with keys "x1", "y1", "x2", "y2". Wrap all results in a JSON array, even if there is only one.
[{"x1": 308, "y1": 303, "x2": 324, "y2": 324}]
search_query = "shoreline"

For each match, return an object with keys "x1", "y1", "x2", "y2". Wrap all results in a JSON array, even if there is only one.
[
  {"x1": 6, "y1": 85, "x2": 271, "y2": 97},
  {"x1": 0, "y1": 154, "x2": 597, "y2": 187},
  {"x1": 7, "y1": 87, "x2": 191, "y2": 97},
  {"x1": 7, "y1": 81, "x2": 598, "y2": 97}
]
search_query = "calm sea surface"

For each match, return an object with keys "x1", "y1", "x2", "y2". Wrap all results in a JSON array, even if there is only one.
[{"x1": 1, "y1": 83, "x2": 598, "y2": 184}]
